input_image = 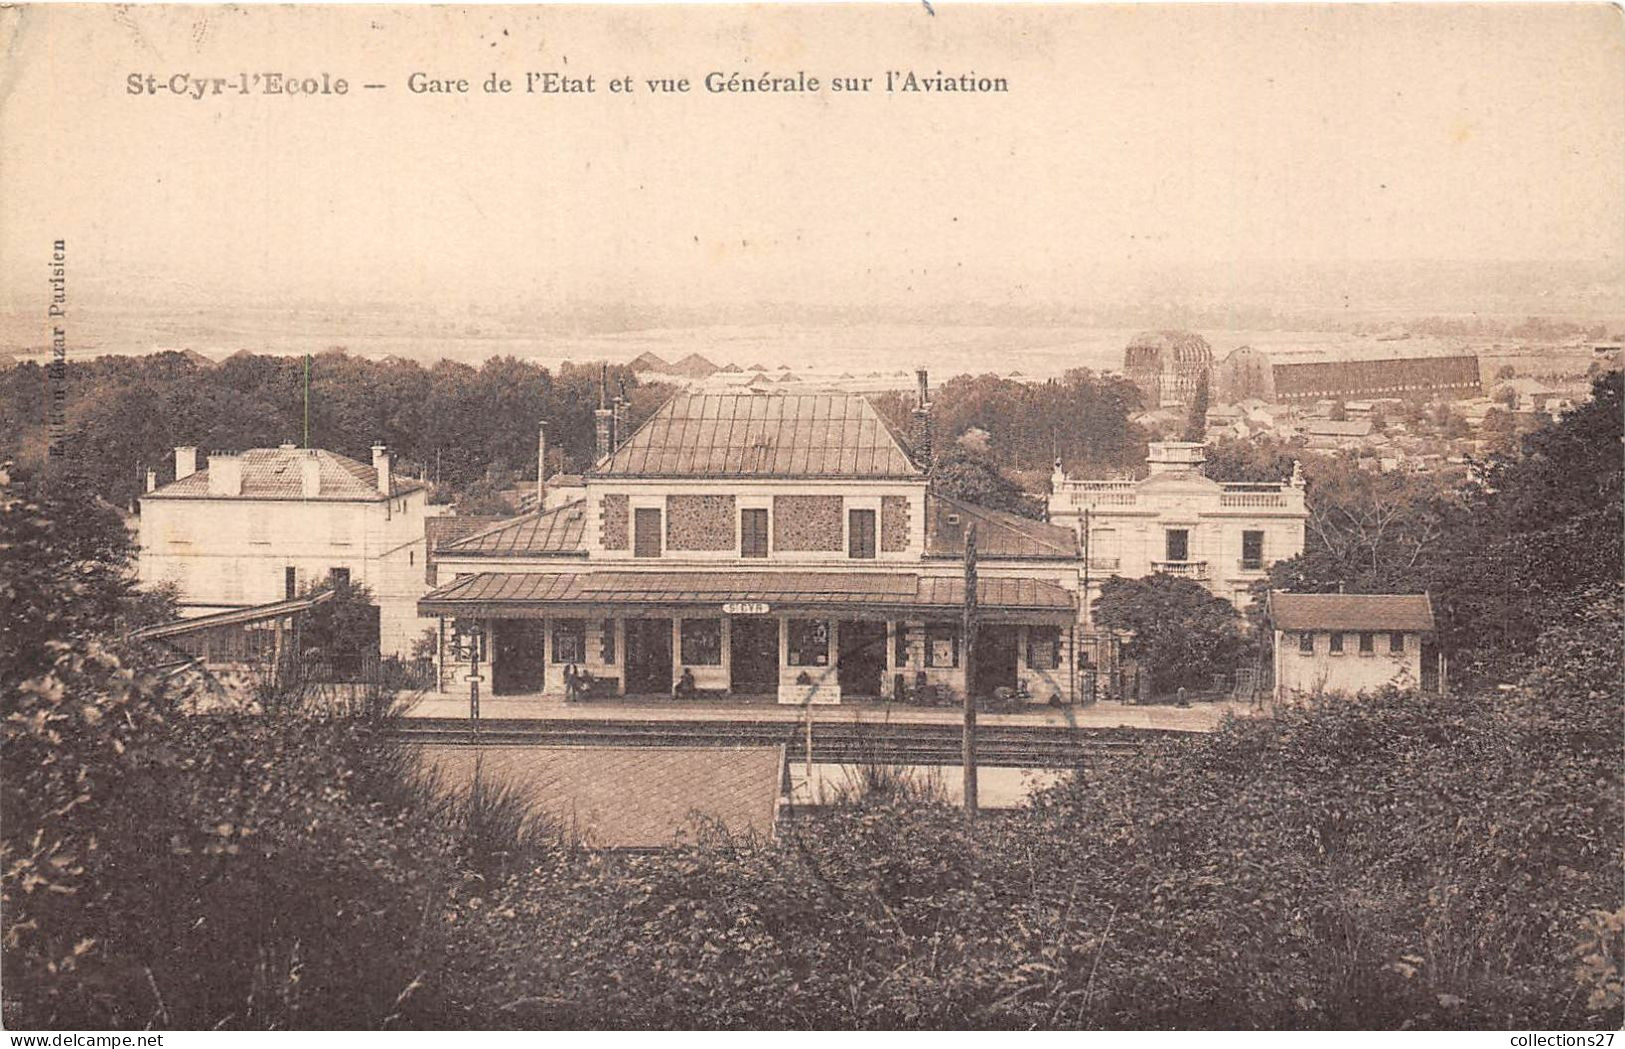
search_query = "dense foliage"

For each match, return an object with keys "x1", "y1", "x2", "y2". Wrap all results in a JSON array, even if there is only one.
[
  {"x1": 0, "y1": 352, "x2": 672, "y2": 508},
  {"x1": 872, "y1": 369, "x2": 1148, "y2": 478},
  {"x1": 1092, "y1": 574, "x2": 1248, "y2": 694}
]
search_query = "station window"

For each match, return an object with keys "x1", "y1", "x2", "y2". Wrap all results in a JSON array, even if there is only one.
[
  {"x1": 848, "y1": 509, "x2": 877, "y2": 559},
  {"x1": 1297, "y1": 632, "x2": 1314, "y2": 654},
  {"x1": 680, "y1": 618, "x2": 722, "y2": 665},
  {"x1": 1389, "y1": 632, "x2": 1405, "y2": 653},
  {"x1": 1359, "y1": 632, "x2": 1375, "y2": 654},
  {"x1": 633, "y1": 508, "x2": 662, "y2": 558},
  {"x1": 925, "y1": 621, "x2": 960, "y2": 668},
  {"x1": 1329, "y1": 632, "x2": 1345, "y2": 654},
  {"x1": 552, "y1": 619, "x2": 586, "y2": 664},
  {"x1": 1027, "y1": 627, "x2": 1061, "y2": 670},
  {"x1": 787, "y1": 619, "x2": 830, "y2": 666}
]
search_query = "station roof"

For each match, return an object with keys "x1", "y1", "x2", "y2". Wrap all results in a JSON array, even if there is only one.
[
  {"x1": 1268, "y1": 592, "x2": 1435, "y2": 632},
  {"x1": 591, "y1": 391, "x2": 922, "y2": 479},
  {"x1": 419, "y1": 569, "x2": 1075, "y2": 619},
  {"x1": 131, "y1": 588, "x2": 334, "y2": 641},
  {"x1": 436, "y1": 500, "x2": 588, "y2": 557},
  {"x1": 924, "y1": 494, "x2": 1078, "y2": 560}
]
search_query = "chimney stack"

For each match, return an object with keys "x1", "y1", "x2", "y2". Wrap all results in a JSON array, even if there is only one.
[
  {"x1": 371, "y1": 443, "x2": 391, "y2": 496},
  {"x1": 175, "y1": 446, "x2": 198, "y2": 480},
  {"x1": 594, "y1": 364, "x2": 614, "y2": 463},
  {"x1": 911, "y1": 368, "x2": 934, "y2": 469},
  {"x1": 300, "y1": 451, "x2": 322, "y2": 498},
  {"x1": 208, "y1": 451, "x2": 243, "y2": 496},
  {"x1": 612, "y1": 380, "x2": 629, "y2": 450},
  {"x1": 536, "y1": 422, "x2": 548, "y2": 509},
  {"x1": 146, "y1": 468, "x2": 157, "y2": 493}
]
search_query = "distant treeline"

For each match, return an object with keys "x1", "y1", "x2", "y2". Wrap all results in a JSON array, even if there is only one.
[
  {"x1": 872, "y1": 368, "x2": 1150, "y2": 479},
  {"x1": 1, "y1": 354, "x2": 1153, "y2": 511},
  {"x1": 0, "y1": 351, "x2": 674, "y2": 509}
]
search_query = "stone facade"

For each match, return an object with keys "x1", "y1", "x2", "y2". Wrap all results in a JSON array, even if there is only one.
[
  {"x1": 772, "y1": 494, "x2": 844, "y2": 551},
  {"x1": 881, "y1": 495, "x2": 911, "y2": 552},
  {"x1": 666, "y1": 494, "x2": 736, "y2": 551},
  {"x1": 600, "y1": 493, "x2": 629, "y2": 550}
]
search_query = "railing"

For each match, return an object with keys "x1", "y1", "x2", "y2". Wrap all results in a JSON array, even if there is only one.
[
  {"x1": 1220, "y1": 492, "x2": 1290, "y2": 508},
  {"x1": 1151, "y1": 560, "x2": 1210, "y2": 580},
  {"x1": 1062, "y1": 482, "x2": 1138, "y2": 508},
  {"x1": 1219, "y1": 482, "x2": 1295, "y2": 509}
]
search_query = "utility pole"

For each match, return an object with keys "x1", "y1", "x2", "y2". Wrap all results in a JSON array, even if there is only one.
[{"x1": 962, "y1": 522, "x2": 979, "y2": 816}]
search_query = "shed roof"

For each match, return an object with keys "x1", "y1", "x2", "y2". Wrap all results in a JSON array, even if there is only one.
[
  {"x1": 131, "y1": 589, "x2": 334, "y2": 641},
  {"x1": 1268, "y1": 592, "x2": 1435, "y2": 632},
  {"x1": 592, "y1": 391, "x2": 922, "y2": 479},
  {"x1": 437, "y1": 500, "x2": 588, "y2": 557},
  {"x1": 145, "y1": 447, "x2": 426, "y2": 501},
  {"x1": 924, "y1": 494, "x2": 1078, "y2": 560},
  {"x1": 415, "y1": 745, "x2": 784, "y2": 850}
]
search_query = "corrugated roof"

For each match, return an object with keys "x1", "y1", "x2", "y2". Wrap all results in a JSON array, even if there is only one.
[
  {"x1": 591, "y1": 391, "x2": 922, "y2": 479},
  {"x1": 438, "y1": 500, "x2": 588, "y2": 557},
  {"x1": 420, "y1": 569, "x2": 1074, "y2": 615},
  {"x1": 146, "y1": 448, "x2": 426, "y2": 501},
  {"x1": 415, "y1": 745, "x2": 783, "y2": 850},
  {"x1": 1268, "y1": 592, "x2": 1435, "y2": 632},
  {"x1": 131, "y1": 589, "x2": 335, "y2": 640},
  {"x1": 925, "y1": 494, "x2": 1078, "y2": 560}
]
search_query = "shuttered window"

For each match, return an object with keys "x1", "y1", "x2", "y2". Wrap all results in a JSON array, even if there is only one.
[
  {"x1": 741, "y1": 508, "x2": 769, "y2": 558},
  {"x1": 633, "y1": 508, "x2": 662, "y2": 558},
  {"x1": 848, "y1": 509, "x2": 876, "y2": 559}
]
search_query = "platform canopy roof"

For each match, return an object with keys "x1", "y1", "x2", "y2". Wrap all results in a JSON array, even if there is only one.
[
  {"x1": 591, "y1": 391, "x2": 922, "y2": 479},
  {"x1": 419, "y1": 569, "x2": 1074, "y2": 620}
]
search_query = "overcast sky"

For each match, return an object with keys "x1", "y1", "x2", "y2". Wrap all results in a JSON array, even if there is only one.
[{"x1": 2, "y1": 4, "x2": 1621, "y2": 320}]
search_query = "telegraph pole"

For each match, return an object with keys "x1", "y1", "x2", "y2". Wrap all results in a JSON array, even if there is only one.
[{"x1": 962, "y1": 522, "x2": 979, "y2": 816}]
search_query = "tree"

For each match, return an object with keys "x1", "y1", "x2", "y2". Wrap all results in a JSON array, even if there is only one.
[
  {"x1": 1264, "y1": 458, "x2": 1453, "y2": 596},
  {"x1": 928, "y1": 446, "x2": 1044, "y2": 519},
  {"x1": 1182, "y1": 372, "x2": 1210, "y2": 442},
  {"x1": 1430, "y1": 371, "x2": 1623, "y2": 680},
  {"x1": 1092, "y1": 574, "x2": 1247, "y2": 694}
]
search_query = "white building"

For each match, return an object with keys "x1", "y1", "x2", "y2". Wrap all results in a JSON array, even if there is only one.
[
  {"x1": 1267, "y1": 591, "x2": 1440, "y2": 699},
  {"x1": 138, "y1": 444, "x2": 443, "y2": 657},
  {"x1": 1047, "y1": 442, "x2": 1309, "y2": 613}
]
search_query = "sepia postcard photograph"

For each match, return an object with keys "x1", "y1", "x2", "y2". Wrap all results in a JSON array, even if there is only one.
[{"x1": 0, "y1": 0, "x2": 1621, "y2": 1038}]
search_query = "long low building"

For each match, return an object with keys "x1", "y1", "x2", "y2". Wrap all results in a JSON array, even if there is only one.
[
  {"x1": 1216, "y1": 348, "x2": 1483, "y2": 404},
  {"x1": 420, "y1": 384, "x2": 1086, "y2": 707}
]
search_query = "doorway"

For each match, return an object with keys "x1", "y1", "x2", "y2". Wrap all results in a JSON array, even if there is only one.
[
  {"x1": 729, "y1": 617, "x2": 779, "y2": 695},
  {"x1": 491, "y1": 620, "x2": 546, "y2": 695},
  {"x1": 972, "y1": 625, "x2": 1020, "y2": 698},
  {"x1": 624, "y1": 617, "x2": 673, "y2": 695},
  {"x1": 836, "y1": 620, "x2": 888, "y2": 698}
]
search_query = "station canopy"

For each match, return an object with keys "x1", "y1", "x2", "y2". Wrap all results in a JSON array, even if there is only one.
[{"x1": 419, "y1": 570, "x2": 1074, "y2": 621}]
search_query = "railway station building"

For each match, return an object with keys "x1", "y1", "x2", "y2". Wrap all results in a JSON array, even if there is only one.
[{"x1": 419, "y1": 385, "x2": 1084, "y2": 706}]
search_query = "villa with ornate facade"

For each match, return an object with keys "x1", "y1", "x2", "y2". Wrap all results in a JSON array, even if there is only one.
[{"x1": 1046, "y1": 441, "x2": 1309, "y2": 614}]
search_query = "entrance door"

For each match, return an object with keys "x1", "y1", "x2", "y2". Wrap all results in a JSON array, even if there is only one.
[
  {"x1": 624, "y1": 617, "x2": 673, "y2": 695},
  {"x1": 972, "y1": 625, "x2": 1020, "y2": 698},
  {"x1": 836, "y1": 620, "x2": 888, "y2": 698},
  {"x1": 729, "y1": 617, "x2": 779, "y2": 695},
  {"x1": 491, "y1": 620, "x2": 546, "y2": 695}
]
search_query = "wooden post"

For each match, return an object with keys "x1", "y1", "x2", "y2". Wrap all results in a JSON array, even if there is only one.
[{"x1": 962, "y1": 523, "x2": 979, "y2": 816}]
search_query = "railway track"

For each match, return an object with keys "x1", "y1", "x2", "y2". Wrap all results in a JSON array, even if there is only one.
[{"x1": 388, "y1": 717, "x2": 1170, "y2": 768}]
